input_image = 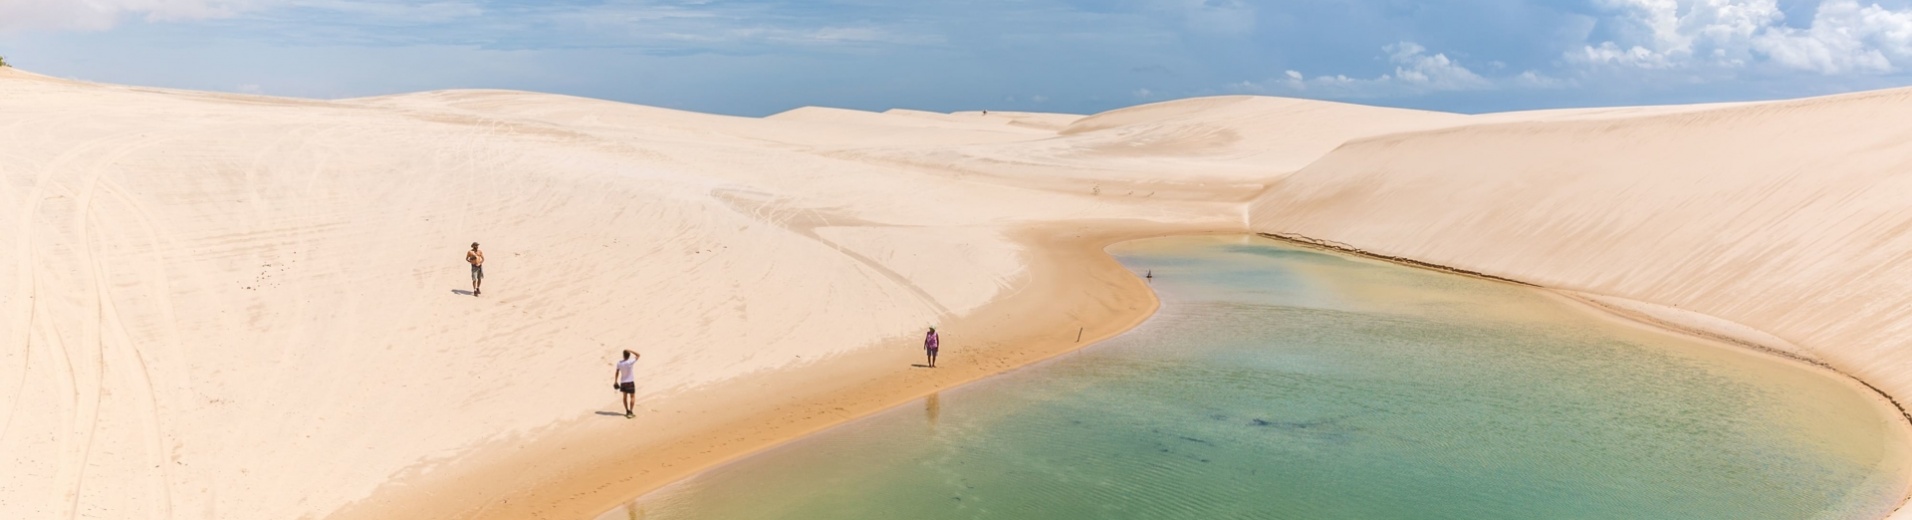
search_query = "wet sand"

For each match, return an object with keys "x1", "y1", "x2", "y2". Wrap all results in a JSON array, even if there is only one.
[
  {"x1": 9, "y1": 65, "x2": 1912, "y2": 520},
  {"x1": 327, "y1": 224, "x2": 1219, "y2": 520}
]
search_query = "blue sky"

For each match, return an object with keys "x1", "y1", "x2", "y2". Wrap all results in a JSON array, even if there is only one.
[{"x1": 5, "y1": 0, "x2": 1912, "y2": 115}]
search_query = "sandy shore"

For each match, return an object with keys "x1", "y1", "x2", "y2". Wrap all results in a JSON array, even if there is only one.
[
  {"x1": 366, "y1": 228, "x2": 1912, "y2": 520},
  {"x1": 1246, "y1": 86, "x2": 1912, "y2": 520},
  {"x1": 1261, "y1": 231, "x2": 1912, "y2": 428},
  {"x1": 327, "y1": 223, "x2": 1203, "y2": 520},
  {"x1": 6, "y1": 64, "x2": 1912, "y2": 520},
  {"x1": 0, "y1": 68, "x2": 1260, "y2": 519}
]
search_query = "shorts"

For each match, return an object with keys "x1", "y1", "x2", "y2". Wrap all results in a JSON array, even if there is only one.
[
  {"x1": 471, "y1": 264, "x2": 484, "y2": 281},
  {"x1": 619, "y1": 382, "x2": 636, "y2": 394}
]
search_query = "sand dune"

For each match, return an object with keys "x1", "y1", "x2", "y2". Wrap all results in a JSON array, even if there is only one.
[
  {"x1": 0, "y1": 67, "x2": 1254, "y2": 520},
  {"x1": 4, "y1": 62, "x2": 1909, "y2": 520},
  {"x1": 1249, "y1": 87, "x2": 1912, "y2": 509},
  {"x1": 831, "y1": 95, "x2": 1473, "y2": 202}
]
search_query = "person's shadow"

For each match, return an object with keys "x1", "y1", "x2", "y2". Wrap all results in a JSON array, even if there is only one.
[
  {"x1": 593, "y1": 411, "x2": 627, "y2": 417},
  {"x1": 451, "y1": 289, "x2": 472, "y2": 296}
]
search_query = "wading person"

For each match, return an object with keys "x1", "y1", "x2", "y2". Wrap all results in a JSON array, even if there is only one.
[
  {"x1": 924, "y1": 326, "x2": 940, "y2": 368},
  {"x1": 466, "y1": 242, "x2": 484, "y2": 297},
  {"x1": 613, "y1": 350, "x2": 640, "y2": 418}
]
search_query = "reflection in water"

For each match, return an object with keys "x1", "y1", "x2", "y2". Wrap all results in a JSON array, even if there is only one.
[
  {"x1": 924, "y1": 393, "x2": 941, "y2": 428},
  {"x1": 606, "y1": 235, "x2": 1911, "y2": 520}
]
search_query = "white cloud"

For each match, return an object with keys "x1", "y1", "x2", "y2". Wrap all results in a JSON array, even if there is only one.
[
  {"x1": 0, "y1": 0, "x2": 935, "y2": 51},
  {"x1": 279, "y1": 0, "x2": 482, "y2": 23},
  {"x1": 1576, "y1": 41, "x2": 1679, "y2": 69},
  {"x1": 781, "y1": 26, "x2": 942, "y2": 46},
  {"x1": 1384, "y1": 42, "x2": 1492, "y2": 90},
  {"x1": 1513, "y1": 70, "x2": 1572, "y2": 88},
  {"x1": 0, "y1": 0, "x2": 258, "y2": 32},
  {"x1": 644, "y1": 24, "x2": 942, "y2": 48},
  {"x1": 1753, "y1": 0, "x2": 1912, "y2": 73},
  {"x1": 1576, "y1": 0, "x2": 1912, "y2": 74},
  {"x1": 1249, "y1": 42, "x2": 1500, "y2": 98}
]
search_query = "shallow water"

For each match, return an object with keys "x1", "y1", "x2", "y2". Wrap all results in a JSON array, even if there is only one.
[{"x1": 601, "y1": 235, "x2": 1911, "y2": 520}]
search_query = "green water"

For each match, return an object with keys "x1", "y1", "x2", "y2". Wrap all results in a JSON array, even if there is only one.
[{"x1": 602, "y1": 235, "x2": 1911, "y2": 520}]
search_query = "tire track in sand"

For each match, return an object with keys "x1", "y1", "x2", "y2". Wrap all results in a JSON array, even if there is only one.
[
  {"x1": 92, "y1": 172, "x2": 185, "y2": 518},
  {"x1": 10, "y1": 135, "x2": 115, "y2": 520},
  {"x1": 710, "y1": 188, "x2": 951, "y2": 317},
  {"x1": 35, "y1": 131, "x2": 182, "y2": 519}
]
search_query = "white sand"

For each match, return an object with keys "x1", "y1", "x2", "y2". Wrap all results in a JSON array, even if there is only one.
[
  {"x1": 3, "y1": 64, "x2": 1907, "y2": 519},
  {"x1": 1250, "y1": 86, "x2": 1912, "y2": 396},
  {"x1": 836, "y1": 95, "x2": 1472, "y2": 202},
  {"x1": 0, "y1": 68, "x2": 1253, "y2": 520},
  {"x1": 1249, "y1": 85, "x2": 1912, "y2": 518}
]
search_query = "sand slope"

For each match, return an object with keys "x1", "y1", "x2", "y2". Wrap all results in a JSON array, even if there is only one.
[
  {"x1": 7, "y1": 62, "x2": 1911, "y2": 520},
  {"x1": 834, "y1": 95, "x2": 1473, "y2": 201},
  {"x1": 0, "y1": 68, "x2": 1299, "y2": 520},
  {"x1": 1249, "y1": 87, "x2": 1912, "y2": 479}
]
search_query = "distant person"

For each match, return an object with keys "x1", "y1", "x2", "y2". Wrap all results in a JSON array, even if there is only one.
[
  {"x1": 924, "y1": 327, "x2": 940, "y2": 368},
  {"x1": 613, "y1": 350, "x2": 641, "y2": 418},
  {"x1": 466, "y1": 242, "x2": 484, "y2": 297}
]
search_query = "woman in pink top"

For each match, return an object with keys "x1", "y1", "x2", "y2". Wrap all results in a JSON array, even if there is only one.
[{"x1": 924, "y1": 327, "x2": 940, "y2": 368}]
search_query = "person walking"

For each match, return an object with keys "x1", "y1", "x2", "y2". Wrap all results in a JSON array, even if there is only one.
[
  {"x1": 923, "y1": 327, "x2": 940, "y2": 368},
  {"x1": 466, "y1": 242, "x2": 485, "y2": 297},
  {"x1": 612, "y1": 350, "x2": 640, "y2": 418}
]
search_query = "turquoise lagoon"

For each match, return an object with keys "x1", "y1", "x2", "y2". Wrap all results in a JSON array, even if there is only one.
[{"x1": 601, "y1": 235, "x2": 1911, "y2": 520}]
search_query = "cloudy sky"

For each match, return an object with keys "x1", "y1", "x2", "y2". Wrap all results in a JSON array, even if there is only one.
[{"x1": 4, "y1": 0, "x2": 1912, "y2": 115}]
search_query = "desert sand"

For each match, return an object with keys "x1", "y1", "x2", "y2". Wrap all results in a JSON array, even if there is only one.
[{"x1": 2, "y1": 65, "x2": 1909, "y2": 520}]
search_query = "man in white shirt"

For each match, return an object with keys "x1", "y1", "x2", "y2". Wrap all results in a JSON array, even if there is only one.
[
  {"x1": 465, "y1": 242, "x2": 484, "y2": 297},
  {"x1": 612, "y1": 350, "x2": 640, "y2": 418}
]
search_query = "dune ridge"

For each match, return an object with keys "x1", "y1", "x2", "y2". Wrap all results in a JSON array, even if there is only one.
[{"x1": 4, "y1": 64, "x2": 1909, "y2": 520}]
